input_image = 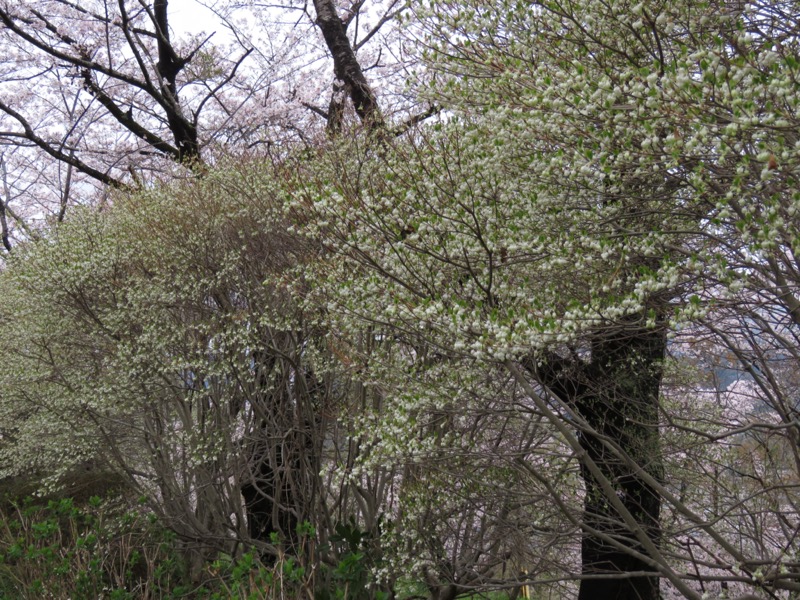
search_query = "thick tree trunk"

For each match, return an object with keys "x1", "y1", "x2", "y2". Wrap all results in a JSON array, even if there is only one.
[
  {"x1": 577, "y1": 320, "x2": 665, "y2": 600},
  {"x1": 530, "y1": 314, "x2": 665, "y2": 600}
]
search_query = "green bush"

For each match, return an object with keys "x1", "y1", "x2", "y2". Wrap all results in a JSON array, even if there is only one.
[{"x1": 0, "y1": 494, "x2": 185, "y2": 599}]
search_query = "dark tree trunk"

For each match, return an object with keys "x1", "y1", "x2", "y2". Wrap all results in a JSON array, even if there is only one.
[
  {"x1": 577, "y1": 320, "x2": 665, "y2": 600},
  {"x1": 241, "y1": 440, "x2": 300, "y2": 560},
  {"x1": 152, "y1": 0, "x2": 200, "y2": 162},
  {"x1": 529, "y1": 314, "x2": 665, "y2": 600},
  {"x1": 239, "y1": 344, "x2": 321, "y2": 562},
  {"x1": 313, "y1": 0, "x2": 384, "y2": 133},
  {"x1": 429, "y1": 584, "x2": 460, "y2": 600}
]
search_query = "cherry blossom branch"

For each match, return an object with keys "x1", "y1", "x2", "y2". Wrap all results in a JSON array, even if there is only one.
[{"x1": 0, "y1": 100, "x2": 123, "y2": 187}]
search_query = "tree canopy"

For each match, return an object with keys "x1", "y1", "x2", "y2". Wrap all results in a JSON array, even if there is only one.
[{"x1": 1, "y1": 1, "x2": 800, "y2": 599}]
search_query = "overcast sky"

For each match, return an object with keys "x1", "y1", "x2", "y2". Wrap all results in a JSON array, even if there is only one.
[{"x1": 168, "y1": 0, "x2": 226, "y2": 37}]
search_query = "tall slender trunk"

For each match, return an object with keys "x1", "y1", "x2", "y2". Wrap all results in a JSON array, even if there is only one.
[
  {"x1": 153, "y1": 0, "x2": 199, "y2": 162},
  {"x1": 313, "y1": 0, "x2": 384, "y2": 133}
]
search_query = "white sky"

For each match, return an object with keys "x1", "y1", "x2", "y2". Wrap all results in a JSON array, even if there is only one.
[{"x1": 168, "y1": 0, "x2": 228, "y2": 37}]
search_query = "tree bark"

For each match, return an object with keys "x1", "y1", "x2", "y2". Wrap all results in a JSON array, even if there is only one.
[
  {"x1": 240, "y1": 439, "x2": 300, "y2": 557},
  {"x1": 239, "y1": 343, "x2": 321, "y2": 562},
  {"x1": 313, "y1": 0, "x2": 384, "y2": 133},
  {"x1": 151, "y1": 0, "x2": 199, "y2": 161},
  {"x1": 529, "y1": 314, "x2": 665, "y2": 600}
]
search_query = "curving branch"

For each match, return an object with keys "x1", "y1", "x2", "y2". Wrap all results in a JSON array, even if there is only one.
[
  {"x1": 0, "y1": 1, "x2": 201, "y2": 163},
  {"x1": 0, "y1": 100, "x2": 124, "y2": 188}
]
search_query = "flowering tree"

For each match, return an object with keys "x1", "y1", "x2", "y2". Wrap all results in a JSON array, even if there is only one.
[
  {"x1": 3, "y1": 0, "x2": 800, "y2": 598},
  {"x1": 0, "y1": 160, "x2": 406, "y2": 595},
  {"x1": 299, "y1": 0, "x2": 800, "y2": 597},
  {"x1": 0, "y1": 0, "x2": 419, "y2": 250}
]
